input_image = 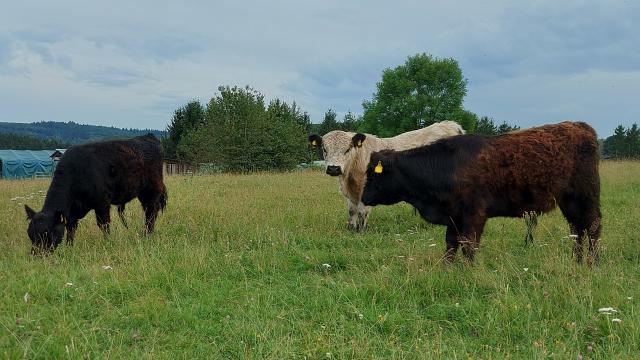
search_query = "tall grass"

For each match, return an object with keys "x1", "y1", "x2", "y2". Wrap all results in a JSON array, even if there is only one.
[{"x1": 1, "y1": 161, "x2": 638, "y2": 359}]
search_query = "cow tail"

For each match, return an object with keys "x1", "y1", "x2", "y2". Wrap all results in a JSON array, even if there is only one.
[{"x1": 159, "y1": 184, "x2": 168, "y2": 211}]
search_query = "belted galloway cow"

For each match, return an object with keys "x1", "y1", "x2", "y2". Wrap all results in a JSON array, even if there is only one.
[
  {"x1": 360, "y1": 122, "x2": 601, "y2": 264},
  {"x1": 309, "y1": 121, "x2": 464, "y2": 231},
  {"x1": 25, "y1": 134, "x2": 167, "y2": 254}
]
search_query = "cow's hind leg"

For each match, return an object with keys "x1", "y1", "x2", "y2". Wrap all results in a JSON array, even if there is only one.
[
  {"x1": 139, "y1": 188, "x2": 162, "y2": 235},
  {"x1": 559, "y1": 195, "x2": 601, "y2": 264},
  {"x1": 586, "y1": 210, "x2": 602, "y2": 266}
]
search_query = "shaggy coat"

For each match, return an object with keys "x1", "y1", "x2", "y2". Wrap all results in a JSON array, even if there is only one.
[
  {"x1": 361, "y1": 122, "x2": 601, "y2": 264},
  {"x1": 309, "y1": 121, "x2": 464, "y2": 231},
  {"x1": 25, "y1": 134, "x2": 167, "y2": 254}
]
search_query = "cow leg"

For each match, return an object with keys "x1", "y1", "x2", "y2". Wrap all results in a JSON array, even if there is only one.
[
  {"x1": 355, "y1": 202, "x2": 371, "y2": 232},
  {"x1": 346, "y1": 199, "x2": 359, "y2": 231},
  {"x1": 139, "y1": 190, "x2": 161, "y2": 235},
  {"x1": 444, "y1": 225, "x2": 460, "y2": 263},
  {"x1": 94, "y1": 206, "x2": 111, "y2": 236},
  {"x1": 117, "y1": 204, "x2": 128, "y2": 229},
  {"x1": 559, "y1": 195, "x2": 600, "y2": 264},
  {"x1": 586, "y1": 215, "x2": 602, "y2": 266},
  {"x1": 66, "y1": 218, "x2": 79, "y2": 245},
  {"x1": 524, "y1": 211, "x2": 538, "y2": 246},
  {"x1": 459, "y1": 216, "x2": 487, "y2": 262},
  {"x1": 66, "y1": 206, "x2": 89, "y2": 245}
]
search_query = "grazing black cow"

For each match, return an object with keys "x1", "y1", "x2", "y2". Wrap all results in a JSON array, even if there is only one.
[
  {"x1": 25, "y1": 134, "x2": 167, "y2": 254},
  {"x1": 360, "y1": 122, "x2": 601, "y2": 264}
]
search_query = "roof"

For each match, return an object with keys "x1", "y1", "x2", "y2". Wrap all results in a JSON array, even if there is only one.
[
  {"x1": 51, "y1": 149, "x2": 67, "y2": 158},
  {"x1": 0, "y1": 150, "x2": 56, "y2": 179}
]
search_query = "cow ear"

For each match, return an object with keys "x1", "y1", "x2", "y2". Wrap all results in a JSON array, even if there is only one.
[
  {"x1": 54, "y1": 211, "x2": 66, "y2": 225},
  {"x1": 352, "y1": 133, "x2": 366, "y2": 148},
  {"x1": 25, "y1": 205, "x2": 36, "y2": 220},
  {"x1": 308, "y1": 134, "x2": 322, "y2": 148}
]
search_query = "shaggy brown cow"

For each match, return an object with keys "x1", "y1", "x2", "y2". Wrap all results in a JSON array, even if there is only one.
[
  {"x1": 308, "y1": 121, "x2": 464, "y2": 231},
  {"x1": 25, "y1": 134, "x2": 167, "y2": 254},
  {"x1": 360, "y1": 122, "x2": 601, "y2": 264}
]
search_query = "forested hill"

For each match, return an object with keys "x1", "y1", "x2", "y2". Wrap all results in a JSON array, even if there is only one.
[{"x1": 0, "y1": 121, "x2": 165, "y2": 144}]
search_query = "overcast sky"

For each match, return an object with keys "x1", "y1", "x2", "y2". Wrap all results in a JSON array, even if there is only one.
[{"x1": 1, "y1": 0, "x2": 638, "y2": 136}]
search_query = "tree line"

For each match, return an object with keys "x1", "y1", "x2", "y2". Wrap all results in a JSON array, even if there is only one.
[
  {"x1": 602, "y1": 124, "x2": 640, "y2": 159},
  {"x1": 0, "y1": 121, "x2": 164, "y2": 144},
  {"x1": 0, "y1": 132, "x2": 70, "y2": 150},
  {"x1": 164, "y1": 53, "x2": 522, "y2": 171}
]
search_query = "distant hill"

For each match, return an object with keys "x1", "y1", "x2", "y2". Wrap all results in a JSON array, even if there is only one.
[{"x1": 0, "y1": 121, "x2": 166, "y2": 144}]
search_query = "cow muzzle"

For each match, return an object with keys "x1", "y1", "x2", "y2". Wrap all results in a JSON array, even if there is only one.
[{"x1": 326, "y1": 165, "x2": 342, "y2": 176}]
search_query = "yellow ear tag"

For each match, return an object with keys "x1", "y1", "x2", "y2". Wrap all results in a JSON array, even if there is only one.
[
  {"x1": 357, "y1": 140, "x2": 362, "y2": 147},
  {"x1": 374, "y1": 161, "x2": 383, "y2": 174},
  {"x1": 311, "y1": 140, "x2": 317, "y2": 146}
]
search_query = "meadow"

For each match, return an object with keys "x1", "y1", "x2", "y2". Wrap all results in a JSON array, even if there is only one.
[{"x1": 1, "y1": 161, "x2": 639, "y2": 359}]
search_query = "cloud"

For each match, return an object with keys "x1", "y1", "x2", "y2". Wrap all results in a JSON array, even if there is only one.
[{"x1": 0, "y1": 0, "x2": 638, "y2": 136}]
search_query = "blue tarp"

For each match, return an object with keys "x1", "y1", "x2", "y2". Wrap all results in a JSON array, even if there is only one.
[{"x1": 0, "y1": 150, "x2": 55, "y2": 179}]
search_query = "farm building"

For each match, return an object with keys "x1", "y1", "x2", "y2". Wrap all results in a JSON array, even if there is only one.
[
  {"x1": 163, "y1": 159, "x2": 196, "y2": 176},
  {"x1": 0, "y1": 150, "x2": 57, "y2": 179}
]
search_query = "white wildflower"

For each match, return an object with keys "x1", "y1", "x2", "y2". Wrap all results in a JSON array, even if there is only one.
[
  {"x1": 524, "y1": 268, "x2": 529, "y2": 272},
  {"x1": 357, "y1": 313, "x2": 364, "y2": 320},
  {"x1": 598, "y1": 307, "x2": 617, "y2": 314},
  {"x1": 321, "y1": 263, "x2": 331, "y2": 270}
]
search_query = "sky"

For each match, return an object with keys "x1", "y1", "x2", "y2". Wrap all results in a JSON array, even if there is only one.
[{"x1": 1, "y1": 0, "x2": 638, "y2": 137}]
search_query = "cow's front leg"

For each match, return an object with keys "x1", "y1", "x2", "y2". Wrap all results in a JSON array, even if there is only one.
[
  {"x1": 459, "y1": 215, "x2": 487, "y2": 262},
  {"x1": 95, "y1": 206, "x2": 111, "y2": 236},
  {"x1": 355, "y1": 202, "x2": 371, "y2": 232},
  {"x1": 444, "y1": 225, "x2": 460, "y2": 263},
  {"x1": 346, "y1": 199, "x2": 359, "y2": 231}
]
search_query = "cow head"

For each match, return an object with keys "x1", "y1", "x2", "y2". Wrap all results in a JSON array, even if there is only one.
[
  {"x1": 361, "y1": 150, "x2": 401, "y2": 206},
  {"x1": 310, "y1": 131, "x2": 366, "y2": 177},
  {"x1": 25, "y1": 205, "x2": 66, "y2": 255}
]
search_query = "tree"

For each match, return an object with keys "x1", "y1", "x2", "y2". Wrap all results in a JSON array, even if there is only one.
[
  {"x1": 451, "y1": 108, "x2": 478, "y2": 133},
  {"x1": 475, "y1": 116, "x2": 498, "y2": 135},
  {"x1": 625, "y1": 123, "x2": 640, "y2": 158},
  {"x1": 319, "y1": 109, "x2": 340, "y2": 135},
  {"x1": 496, "y1": 121, "x2": 520, "y2": 134},
  {"x1": 360, "y1": 53, "x2": 468, "y2": 137},
  {"x1": 163, "y1": 101, "x2": 205, "y2": 159},
  {"x1": 177, "y1": 86, "x2": 311, "y2": 171},
  {"x1": 604, "y1": 125, "x2": 627, "y2": 159},
  {"x1": 474, "y1": 116, "x2": 519, "y2": 135},
  {"x1": 341, "y1": 111, "x2": 361, "y2": 132}
]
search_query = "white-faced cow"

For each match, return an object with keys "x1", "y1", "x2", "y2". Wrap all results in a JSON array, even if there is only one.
[
  {"x1": 308, "y1": 121, "x2": 464, "y2": 231},
  {"x1": 360, "y1": 122, "x2": 601, "y2": 264}
]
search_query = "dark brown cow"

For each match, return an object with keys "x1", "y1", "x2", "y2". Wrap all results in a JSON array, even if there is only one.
[
  {"x1": 25, "y1": 134, "x2": 167, "y2": 254},
  {"x1": 360, "y1": 122, "x2": 601, "y2": 264}
]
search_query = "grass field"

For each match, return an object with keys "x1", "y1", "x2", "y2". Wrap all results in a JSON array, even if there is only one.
[{"x1": 1, "y1": 161, "x2": 639, "y2": 359}]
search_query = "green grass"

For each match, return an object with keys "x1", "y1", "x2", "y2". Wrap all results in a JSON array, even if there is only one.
[{"x1": 1, "y1": 161, "x2": 639, "y2": 359}]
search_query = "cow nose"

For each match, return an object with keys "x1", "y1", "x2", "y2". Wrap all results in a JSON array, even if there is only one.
[{"x1": 326, "y1": 165, "x2": 342, "y2": 176}]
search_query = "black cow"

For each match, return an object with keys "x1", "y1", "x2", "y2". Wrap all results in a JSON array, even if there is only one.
[
  {"x1": 25, "y1": 134, "x2": 167, "y2": 254},
  {"x1": 360, "y1": 122, "x2": 602, "y2": 264}
]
